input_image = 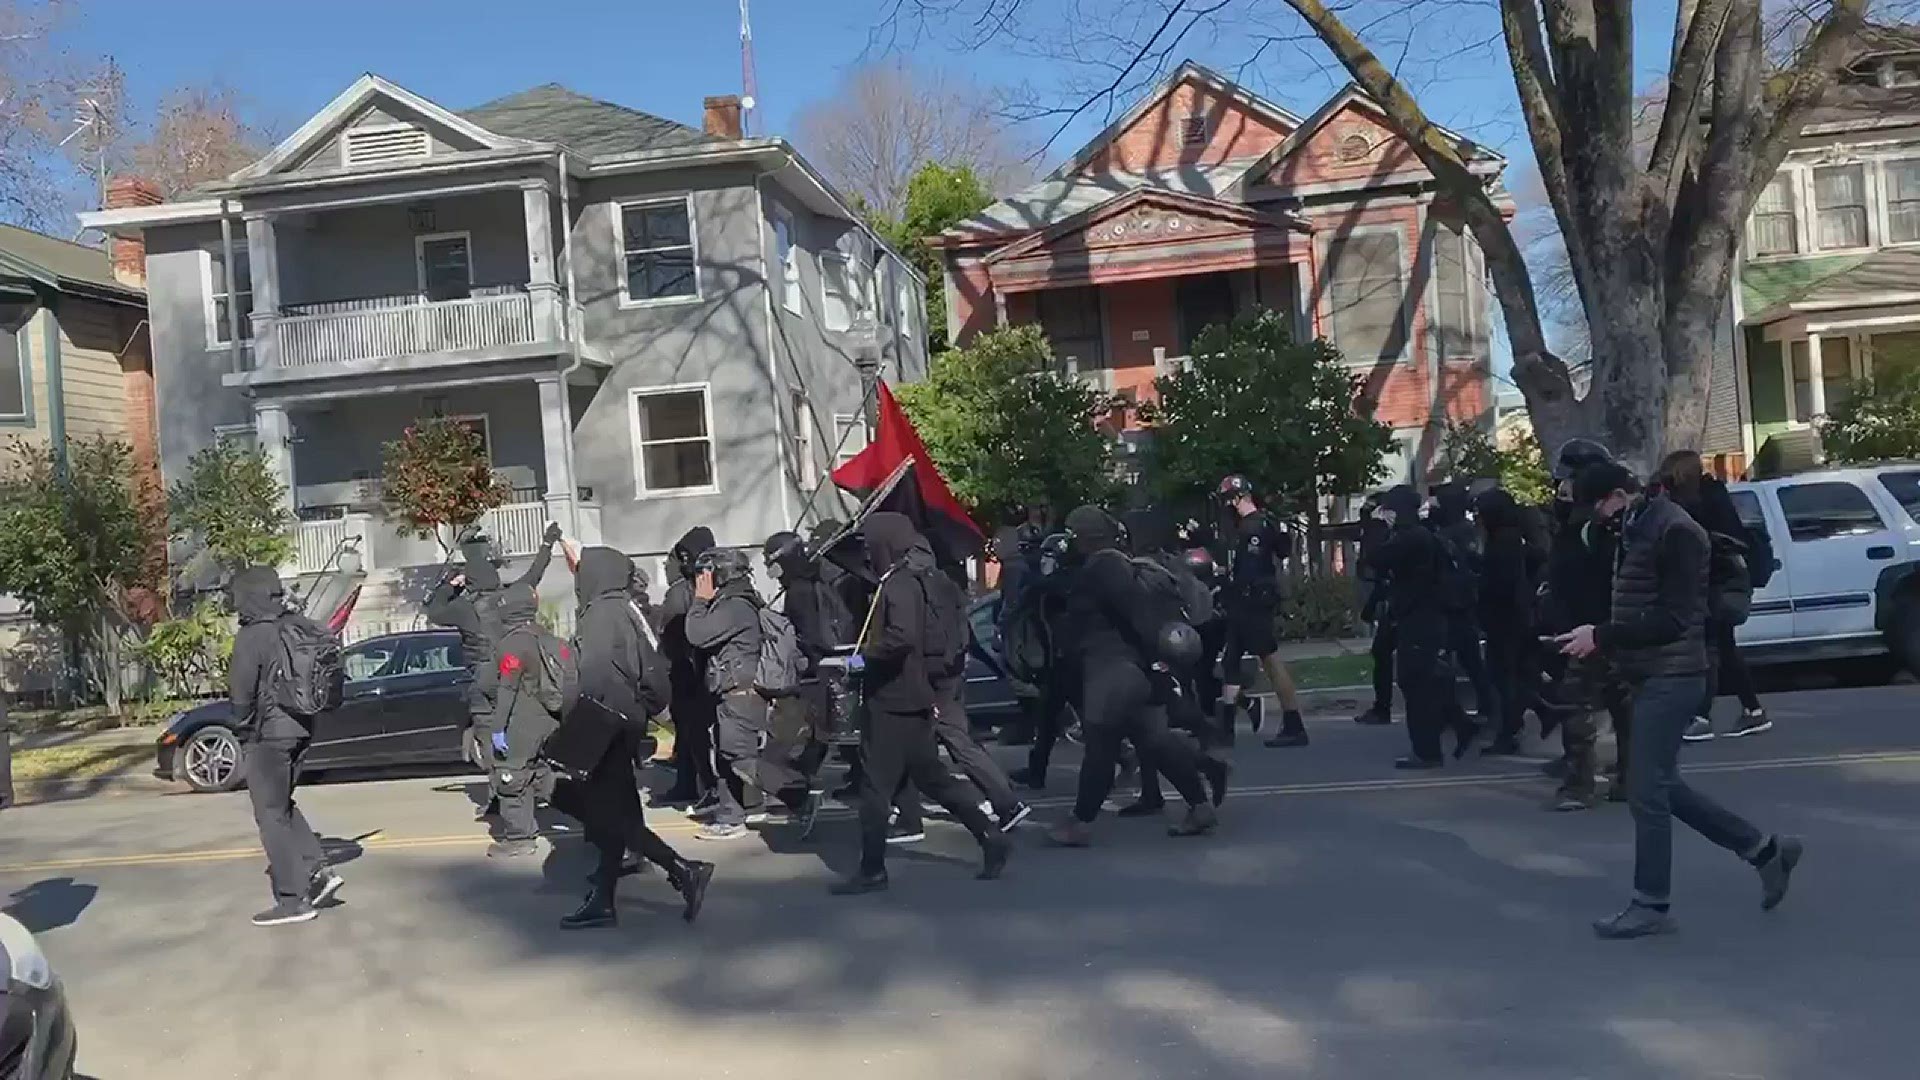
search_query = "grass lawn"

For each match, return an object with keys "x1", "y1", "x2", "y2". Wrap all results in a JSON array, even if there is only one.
[
  {"x1": 1286, "y1": 652, "x2": 1373, "y2": 690},
  {"x1": 10, "y1": 742, "x2": 153, "y2": 784}
]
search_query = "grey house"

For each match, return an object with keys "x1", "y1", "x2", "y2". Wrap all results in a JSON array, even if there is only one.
[{"x1": 84, "y1": 75, "x2": 925, "y2": 626}]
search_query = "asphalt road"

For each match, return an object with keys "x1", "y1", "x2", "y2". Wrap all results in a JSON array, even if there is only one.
[{"x1": 5, "y1": 685, "x2": 1920, "y2": 1080}]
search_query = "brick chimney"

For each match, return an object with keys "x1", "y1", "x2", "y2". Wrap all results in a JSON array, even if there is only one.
[
  {"x1": 104, "y1": 177, "x2": 162, "y2": 289},
  {"x1": 703, "y1": 95, "x2": 743, "y2": 140}
]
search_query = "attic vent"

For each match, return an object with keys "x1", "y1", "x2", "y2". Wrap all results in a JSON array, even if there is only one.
[
  {"x1": 1179, "y1": 115, "x2": 1209, "y2": 146},
  {"x1": 342, "y1": 124, "x2": 431, "y2": 168},
  {"x1": 1337, "y1": 132, "x2": 1373, "y2": 163}
]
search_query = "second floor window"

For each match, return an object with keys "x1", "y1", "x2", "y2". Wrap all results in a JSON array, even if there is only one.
[
  {"x1": 207, "y1": 246, "x2": 254, "y2": 346},
  {"x1": 773, "y1": 211, "x2": 802, "y2": 313},
  {"x1": 620, "y1": 198, "x2": 697, "y2": 304},
  {"x1": 1889, "y1": 160, "x2": 1920, "y2": 244},
  {"x1": 1324, "y1": 232, "x2": 1407, "y2": 364},
  {"x1": 1813, "y1": 164, "x2": 1868, "y2": 250},
  {"x1": 1431, "y1": 219, "x2": 1485, "y2": 357},
  {"x1": 630, "y1": 385, "x2": 715, "y2": 494},
  {"x1": 1751, "y1": 174, "x2": 1799, "y2": 256},
  {"x1": 821, "y1": 254, "x2": 856, "y2": 332}
]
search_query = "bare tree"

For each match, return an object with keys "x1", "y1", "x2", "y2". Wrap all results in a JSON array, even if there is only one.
[
  {"x1": 0, "y1": 0, "x2": 71, "y2": 227},
  {"x1": 886, "y1": 0, "x2": 1903, "y2": 469},
  {"x1": 128, "y1": 83, "x2": 269, "y2": 198},
  {"x1": 793, "y1": 57, "x2": 1036, "y2": 219}
]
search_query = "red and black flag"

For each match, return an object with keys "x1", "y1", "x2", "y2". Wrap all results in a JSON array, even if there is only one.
[{"x1": 828, "y1": 381, "x2": 984, "y2": 571}]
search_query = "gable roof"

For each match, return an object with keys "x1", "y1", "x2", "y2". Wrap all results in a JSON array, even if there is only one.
[
  {"x1": 982, "y1": 186, "x2": 1308, "y2": 265},
  {"x1": 0, "y1": 222, "x2": 142, "y2": 304},
  {"x1": 945, "y1": 161, "x2": 1261, "y2": 241},
  {"x1": 1046, "y1": 60, "x2": 1305, "y2": 182},
  {"x1": 1236, "y1": 83, "x2": 1505, "y2": 195},
  {"x1": 230, "y1": 74, "x2": 533, "y2": 183},
  {"x1": 459, "y1": 84, "x2": 716, "y2": 158}
]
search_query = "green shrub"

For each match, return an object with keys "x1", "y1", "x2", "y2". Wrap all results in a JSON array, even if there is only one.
[
  {"x1": 1277, "y1": 572, "x2": 1360, "y2": 642},
  {"x1": 135, "y1": 600, "x2": 234, "y2": 700}
]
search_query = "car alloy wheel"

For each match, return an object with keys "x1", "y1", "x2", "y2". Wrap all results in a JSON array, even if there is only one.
[{"x1": 183, "y1": 726, "x2": 244, "y2": 792}]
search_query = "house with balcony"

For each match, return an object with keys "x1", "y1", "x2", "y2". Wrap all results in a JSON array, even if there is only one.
[
  {"x1": 82, "y1": 75, "x2": 924, "y2": 629},
  {"x1": 1732, "y1": 24, "x2": 1920, "y2": 470},
  {"x1": 934, "y1": 62, "x2": 1504, "y2": 487}
]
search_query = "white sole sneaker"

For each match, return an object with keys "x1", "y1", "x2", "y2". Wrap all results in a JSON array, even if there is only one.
[
  {"x1": 886, "y1": 830, "x2": 927, "y2": 845},
  {"x1": 1000, "y1": 804, "x2": 1034, "y2": 832},
  {"x1": 311, "y1": 874, "x2": 345, "y2": 907},
  {"x1": 252, "y1": 907, "x2": 319, "y2": 927},
  {"x1": 1726, "y1": 720, "x2": 1774, "y2": 738}
]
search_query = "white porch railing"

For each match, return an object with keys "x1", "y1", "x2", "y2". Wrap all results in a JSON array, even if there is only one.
[
  {"x1": 274, "y1": 291, "x2": 537, "y2": 368},
  {"x1": 293, "y1": 514, "x2": 372, "y2": 576},
  {"x1": 481, "y1": 501, "x2": 549, "y2": 558}
]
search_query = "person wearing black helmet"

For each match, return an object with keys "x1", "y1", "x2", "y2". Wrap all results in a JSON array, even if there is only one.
[
  {"x1": 1214, "y1": 475, "x2": 1310, "y2": 749},
  {"x1": 1366, "y1": 485, "x2": 1470, "y2": 768},
  {"x1": 759, "y1": 531, "x2": 852, "y2": 817},
  {"x1": 1005, "y1": 530, "x2": 1077, "y2": 791},
  {"x1": 1473, "y1": 486, "x2": 1547, "y2": 755},
  {"x1": 1353, "y1": 493, "x2": 1397, "y2": 726},
  {"x1": 658, "y1": 528, "x2": 721, "y2": 808},
  {"x1": 1047, "y1": 506, "x2": 1220, "y2": 845}
]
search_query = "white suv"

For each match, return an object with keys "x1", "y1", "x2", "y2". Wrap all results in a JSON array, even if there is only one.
[{"x1": 1728, "y1": 463, "x2": 1920, "y2": 675}]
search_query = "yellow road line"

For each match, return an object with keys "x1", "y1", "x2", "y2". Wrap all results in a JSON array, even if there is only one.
[{"x1": 3, "y1": 748, "x2": 1916, "y2": 877}]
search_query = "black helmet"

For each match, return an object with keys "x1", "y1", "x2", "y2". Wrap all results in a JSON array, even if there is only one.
[
  {"x1": 1217, "y1": 474, "x2": 1254, "y2": 500},
  {"x1": 1180, "y1": 546, "x2": 1216, "y2": 581},
  {"x1": 694, "y1": 547, "x2": 751, "y2": 585},
  {"x1": 1157, "y1": 621, "x2": 1204, "y2": 670},
  {"x1": 1552, "y1": 437, "x2": 1613, "y2": 482}
]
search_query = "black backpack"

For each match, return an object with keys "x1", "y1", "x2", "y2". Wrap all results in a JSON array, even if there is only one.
[
  {"x1": 919, "y1": 568, "x2": 971, "y2": 678},
  {"x1": 624, "y1": 600, "x2": 672, "y2": 717},
  {"x1": 1000, "y1": 590, "x2": 1052, "y2": 684},
  {"x1": 1432, "y1": 533, "x2": 1478, "y2": 615},
  {"x1": 274, "y1": 614, "x2": 345, "y2": 720},
  {"x1": 1745, "y1": 525, "x2": 1776, "y2": 590},
  {"x1": 506, "y1": 626, "x2": 580, "y2": 717},
  {"x1": 1708, "y1": 532, "x2": 1755, "y2": 626}
]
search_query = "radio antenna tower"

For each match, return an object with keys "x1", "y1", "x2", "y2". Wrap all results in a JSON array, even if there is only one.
[{"x1": 739, "y1": 0, "x2": 758, "y2": 136}]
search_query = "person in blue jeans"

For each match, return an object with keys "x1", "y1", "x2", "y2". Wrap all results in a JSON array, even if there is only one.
[{"x1": 1556, "y1": 462, "x2": 1803, "y2": 940}]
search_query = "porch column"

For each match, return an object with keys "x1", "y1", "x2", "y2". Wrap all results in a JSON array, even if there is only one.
[
  {"x1": 1290, "y1": 259, "x2": 1311, "y2": 342},
  {"x1": 244, "y1": 213, "x2": 281, "y2": 368},
  {"x1": 254, "y1": 401, "x2": 296, "y2": 527},
  {"x1": 521, "y1": 181, "x2": 563, "y2": 341},
  {"x1": 535, "y1": 375, "x2": 576, "y2": 535},
  {"x1": 1808, "y1": 332, "x2": 1828, "y2": 418}
]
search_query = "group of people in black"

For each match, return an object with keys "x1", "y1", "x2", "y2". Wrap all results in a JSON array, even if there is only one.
[{"x1": 225, "y1": 440, "x2": 1802, "y2": 939}]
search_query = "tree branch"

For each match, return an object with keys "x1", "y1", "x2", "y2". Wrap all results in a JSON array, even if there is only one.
[
  {"x1": 1646, "y1": 0, "x2": 1734, "y2": 196},
  {"x1": 1753, "y1": 0, "x2": 1869, "y2": 206}
]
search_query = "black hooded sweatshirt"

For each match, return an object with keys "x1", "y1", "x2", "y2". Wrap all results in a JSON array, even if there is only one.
[
  {"x1": 858, "y1": 512, "x2": 938, "y2": 713},
  {"x1": 1061, "y1": 506, "x2": 1162, "y2": 671},
  {"x1": 659, "y1": 526, "x2": 717, "y2": 700},
  {"x1": 772, "y1": 540, "x2": 853, "y2": 666},
  {"x1": 229, "y1": 565, "x2": 304, "y2": 740},
  {"x1": 488, "y1": 583, "x2": 562, "y2": 765},
  {"x1": 574, "y1": 547, "x2": 670, "y2": 723},
  {"x1": 1366, "y1": 487, "x2": 1448, "y2": 628},
  {"x1": 686, "y1": 561, "x2": 764, "y2": 695},
  {"x1": 1475, "y1": 489, "x2": 1543, "y2": 630},
  {"x1": 424, "y1": 537, "x2": 554, "y2": 702}
]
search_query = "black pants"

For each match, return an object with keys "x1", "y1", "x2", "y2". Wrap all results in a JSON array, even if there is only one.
[
  {"x1": 1702, "y1": 618, "x2": 1763, "y2": 715},
  {"x1": 711, "y1": 691, "x2": 769, "y2": 826},
  {"x1": 1369, "y1": 618, "x2": 1396, "y2": 714},
  {"x1": 1139, "y1": 667, "x2": 1217, "y2": 804},
  {"x1": 857, "y1": 708, "x2": 996, "y2": 875},
  {"x1": 1024, "y1": 677, "x2": 1073, "y2": 783},
  {"x1": 933, "y1": 683, "x2": 1021, "y2": 820},
  {"x1": 1483, "y1": 623, "x2": 1532, "y2": 742},
  {"x1": 1074, "y1": 663, "x2": 1207, "y2": 822},
  {"x1": 1447, "y1": 615, "x2": 1494, "y2": 715},
  {"x1": 1396, "y1": 615, "x2": 1455, "y2": 762},
  {"x1": 245, "y1": 736, "x2": 327, "y2": 905},
  {"x1": 550, "y1": 725, "x2": 682, "y2": 886},
  {"x1": 670, "y1": 691, "x2": 717, "y2": 799}
]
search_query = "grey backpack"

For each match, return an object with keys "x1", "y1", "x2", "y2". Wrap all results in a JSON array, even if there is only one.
[{"x1": 753, "y1": 604, "x2": 804, "y2": 697}]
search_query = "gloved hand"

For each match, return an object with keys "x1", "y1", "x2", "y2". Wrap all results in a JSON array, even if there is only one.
[
  {"x1": 490, "y1": 730, "x2": 509, "y2": 756},
  {"x1": 845, "y1": 654, "x2": 866, "y2": 673},
  {"x1": 543, "y1": 521, "x2": 563, "y2": 544}
]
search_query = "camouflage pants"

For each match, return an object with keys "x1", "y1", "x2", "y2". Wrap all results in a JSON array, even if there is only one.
[{"x1": 1557, "y1": 656, "x2": 1632, "y2": 801}]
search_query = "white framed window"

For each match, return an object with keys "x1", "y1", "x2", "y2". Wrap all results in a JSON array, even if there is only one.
[
  {"x1": 441, "y1": 413, "x2": 494, "y2": 463},
  {"x1": 1323, "y1": 230, "x2": 1408, "y2": 364},
  {"x1": 203, "y1": 245, "x2": 254, "y2": 347},
  {"x1": 1, "y1": 304, "x2": 30, "y2": 422},
  {"x1": 415, "y1": 232, "x2": 474, "y2": 302},
  {"x1": 1887, "y1": 159, "x2": 1920, "y2": 245},
  {"x1": 773, "y1": 209, "x2": 802, "y2": 314},
  {"x1": 897, "y1": 274, "x2": 917, "y2": 343},
  {"x1": 628, "y1": 384, "x2": 717, "y2": 496},
  {"x1": 821, "y1": 253, "x2": 856, "y2": 332},
  {"x1": 211, "y1": 422, "x2": 257, "y2": 450},
  {"x1": 1750, "y1": 173, "x2": 1800, "y2": 256},
  {"x1": 790, "y1": 389, "x2": 816, "y2": 488},
  {"x1": 832, "y1": 412, "x2": 868, "y2": 466},
  {"x1": 1813, "y1": 164, "x2": 1870, "y2": 250},
  {"x1": 616, "y1": 196, "x2": 699, "y2": 306},
  {"x1": 1431, "y1": 219, "x2": 1485, "y2": 358}
]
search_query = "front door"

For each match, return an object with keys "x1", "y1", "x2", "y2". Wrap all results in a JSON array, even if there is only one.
[
  {"x1": 1176, "y1": 272, "x2": 1238, "y2": 353},
  {"x1": 1776, "y1": 478, "x2": 1897, "y2": 640},
  {"x1": 416, "y1": 233, "x2": 473, "y2": 302},
  {"x1": 1729, "y1": 488, "x2": 1792, "y2": 646}
]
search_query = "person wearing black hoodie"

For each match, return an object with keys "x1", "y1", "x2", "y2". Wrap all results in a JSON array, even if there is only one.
[
  {"x1": 1427, "y1": 482, "x2": 1497, "y2": 729},
  {"x1": 830, "y1": 511, "x2": 1010, "y2": 895},
  {"x1": 658, "y1": 527, "x2": 720, "y2": 806},
  {"x1": 760, "y1": 531, "x2": 850, "y2": 810},
  {"x1": 1475, "y1": 487, "x2": 1545, "y2": 755},
  {"x1": 548, "y1": 547, "x2": 714, "y2": 929},
  {"x1": 685, "y1": 546, "x2": 770, "y2": 841},
  {"x1": 1367, "y1": 486, "x2": 1473, "y2": 769},
  {"x1": 484, "y1": 582, "x2": 568, "y2": 858},
  {"x1": 1047, "y1": 506, "x2": 1221, "y2": 846},
  {"x1": 229, "y1": 565, "x2": 339, "y2": 927},
  {"x1": 425, "y1": 525, "x2": 560, "y2": 814}
]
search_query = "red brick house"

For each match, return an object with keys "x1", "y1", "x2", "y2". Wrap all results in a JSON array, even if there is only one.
[{"x1": 933, "y1": 63, "x2": 1508, "y2": 486}]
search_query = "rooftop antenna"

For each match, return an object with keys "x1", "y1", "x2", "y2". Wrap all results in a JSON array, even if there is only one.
[
  {"x1": 58, "y1": 58, "x2": 127, "y2": 209},
  {"x1": 739, "y1": 0, "x2": 758, "y2": 136}
]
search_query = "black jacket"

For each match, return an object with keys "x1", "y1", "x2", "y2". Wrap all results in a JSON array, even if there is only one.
[
  {"x1": 488, "y1": 584, "x2": 563, "y2": 766},
  {"x1": 774, "y1": 546, "x2": 854, "y2": 667},
  {"x1": 228, "y1": 566, "x2": 304, "y2": 741},
  {"x1": 574, "y1": 547, "x2": 669, "y2": 723},
  {"x1": 658, "y1": 526, "x2": 716, "y2": 701},
  {"x1": 1475, "y1": 490, "x2": 1541, "y2": 630},
  {"x1": 1366, "y1": 521, "x2": 1448, "y2": 628},
  {"x1": 858, "y1": 512, "x2": 938, "y2": 713},
  {"x1": 424, "y1": 539, "x2": 554, "y2": 702},
  {"x1": 1540, "y1": 501, "x2": 1618, "y2": 634},
  {"x1": 686, "y1": 575, "x2": 764, "y2": 695},
  {"x1": 1598, "y1": 496, "x2": 1710, "y2": 678}
]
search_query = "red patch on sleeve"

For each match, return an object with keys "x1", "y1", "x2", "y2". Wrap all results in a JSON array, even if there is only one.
[{"x1": 498, "y1": 653, "x2": 523, "y2": 677}]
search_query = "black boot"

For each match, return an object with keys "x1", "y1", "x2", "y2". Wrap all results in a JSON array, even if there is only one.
[
  {"x1": 831, "y1": 869, "x2": 890, "y2": 895},
  {"x1": 560, "y1": 883, "x2": 617, "y2": 930},
  {"x1": 669, "y1": 859, "x2": 715, "y2": 923}
]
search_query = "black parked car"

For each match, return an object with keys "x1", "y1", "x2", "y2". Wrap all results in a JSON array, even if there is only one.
[
  {"x1": 156, "y1": 614, "x2": 1020, "y2": 794},
  {"x1": 0, "y1": 912, "x2": 76, "y2": 1080},
  {"x1": 155, "y1": 631, "x2": 475, "y2": 793}
]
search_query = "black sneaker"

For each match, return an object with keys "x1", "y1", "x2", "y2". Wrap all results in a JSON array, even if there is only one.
[
  {"x1": 251, "y1": 901, "x2": 318, "y2": 927},
  {"x1": 1007, "y1": 766, "x2": 1046, "y2": 792},
  {"x1": 1729, "y1": 709, "x2": 1773, "y2": 738},
  {"x1": 1393, "y1": 756, "x2": 1443, "y2": 770},
  {"x1": 1116, "y1": 799, "x2": 1166, "y2": 818},
  {"x1": 487, "y1": 839, "x2": 540, "y2": 858},
  {"x1": 830, "y1": 870, "x2": 889, "y2": 896},
  {"x1": 998, "y1": 801, "x2": 1034, "y2": 832},
  {"x1": 1264, "y1": 731, "x2": 1309, "y2": 749},
  {"x1": 1245, "y1": 697, "x2": 1265, "y2": 733},
  {"x1": 1683, "y1": 717, "x2": 1715, "y2": 742},
  {"x1": 308, "y1": 868, "x2": 345, "y2": 907},
  {"x1": 1480, "y1": 736, "x2": 1523, "y2": 757},
  {"x1": 886, "y1": 824, "x2": 926, "y2": 845},
  {"x1": 1593, "y1": 903, "x2": 1676, "y2": 940},
  {"x1": 1757, "y1": 835, "x2": 1803, "y2": 911},
  {"x1": 1353, "y1": 706, "x2": 1392, "y2": 725},
  {"x1": 674, "y1": 859, "x2": 715, "y2": 923},
  {"x1": 978, "y1": 837, "x2": 1011, "y2": 880},
  {"x1": 1554, "y1": 792, "x2": 1596, "y2": 812}
]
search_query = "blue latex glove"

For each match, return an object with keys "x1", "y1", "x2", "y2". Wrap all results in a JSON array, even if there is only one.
[
  {"x1": 490, "y1": 730, "x2": 509, "y2": 755},
  {"x1": 845, "y1": 654, "x2": 867, "y2": 673}
]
